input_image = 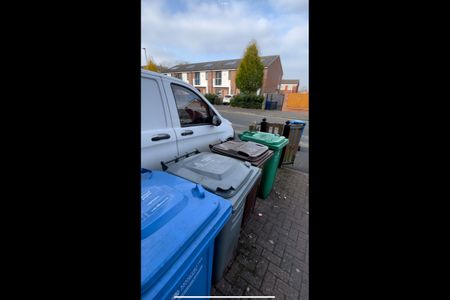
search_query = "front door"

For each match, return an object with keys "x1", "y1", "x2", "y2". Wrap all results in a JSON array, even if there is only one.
[{"x1": 196, "y1": 87, "x2": 206, "y2": 94}]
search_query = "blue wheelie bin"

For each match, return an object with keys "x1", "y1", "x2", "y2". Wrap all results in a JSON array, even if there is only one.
[{"x1": 141, "y1": 169, "x2": 232, "y2": 300}]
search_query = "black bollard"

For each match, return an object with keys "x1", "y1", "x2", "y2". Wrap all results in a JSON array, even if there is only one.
[{"x1": 260, "y1": 118, "x2": 268, "y2": 132}]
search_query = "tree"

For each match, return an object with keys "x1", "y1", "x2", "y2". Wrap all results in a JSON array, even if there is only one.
[
  {"x1": 144, "y1": 57, "x2": 159, "y2": 72},
  {"x1": 236, "y1": 41, "x2": 264, "y2": 95},
  {"x1": 157, "y1": 64, "x2": 170, "y2": 72}
]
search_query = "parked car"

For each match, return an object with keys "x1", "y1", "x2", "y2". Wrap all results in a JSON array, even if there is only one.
[
  {"x1": 222, "y1": 94, "x2": 234, "y2": 105},
  {"x1": 142, "y1": 70, "x2": 235, "y2": 170}
]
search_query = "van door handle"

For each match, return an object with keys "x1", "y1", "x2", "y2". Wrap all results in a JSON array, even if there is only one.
[
  {"x1": 151, "y1": 134, "x2": 170, "y2": 141},
  {"x1": 181, "y1": 130, "x2": 194, "y2": 136}
]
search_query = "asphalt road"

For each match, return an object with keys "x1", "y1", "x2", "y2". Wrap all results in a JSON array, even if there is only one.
[
  {"x1": 215, "y1": 107, "x2": 309, "y2": 148},
  {"x1": 214, "y1": 105, "x2": 309, "y2": 174}
]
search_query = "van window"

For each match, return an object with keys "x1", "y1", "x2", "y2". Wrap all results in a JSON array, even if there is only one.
[
  {"x1": 141, "y1": 78, "x2": 168, "y2": 130},
  {"x1": 171, "y1": 84, "x2": 213, "y2": 127}
]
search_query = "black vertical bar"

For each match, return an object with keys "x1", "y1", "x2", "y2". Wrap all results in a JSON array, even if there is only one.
[{"x1": 279, "y1": 120, "x2": 291, "y2": 167}]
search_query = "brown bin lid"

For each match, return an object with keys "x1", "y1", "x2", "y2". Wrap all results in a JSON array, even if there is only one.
[
  {"x1": 212, "y1": 141, "x2": 269, "y2": 159},
  {"x1": 211, "y1": 147, "x2": 274, "y2": 167}
]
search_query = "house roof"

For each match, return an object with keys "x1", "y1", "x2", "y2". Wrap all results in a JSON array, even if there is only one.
[
  {"x1": 141, "y1": 65, "x2": 171, "y2": 73},
  {"x1": 281, "y1": 79, "x2": 299, "y2": 84},
  {"x1": 167, "y1": 55, "x2": 280, "y2": 73}
]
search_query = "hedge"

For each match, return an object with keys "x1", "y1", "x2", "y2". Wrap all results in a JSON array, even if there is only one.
[
  {"x1": 230, "y1": 94, "x2": 264, "y2": 109},
  {"x1": 203, "y1": 93, "x2": 218, "y2": 104}
]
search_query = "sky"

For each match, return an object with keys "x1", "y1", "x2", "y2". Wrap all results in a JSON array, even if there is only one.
[{"x1": 142, "y1": 0, "x2": 308, "y2": 90}]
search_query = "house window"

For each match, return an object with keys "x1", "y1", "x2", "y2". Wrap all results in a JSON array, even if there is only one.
[
  {"x1": 229, "y1": 70, "x2": 231, "y2": 79},
  {"x1": 215, "y1": 71, "x2": 222, "y2": 85},
  {"x1": 205, "y1": 72, "x2": 208, "y2": 80},
  {"x1": 174, "y1": 73, "x2": 182, "y2": 79},
  {"x1": 195, "y1": 72, "x2": 200, "y2": 85}
]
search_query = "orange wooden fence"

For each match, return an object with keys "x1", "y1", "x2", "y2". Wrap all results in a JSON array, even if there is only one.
[{"x1": 282, "y1": 92, "x2": 309, "y2": 111}]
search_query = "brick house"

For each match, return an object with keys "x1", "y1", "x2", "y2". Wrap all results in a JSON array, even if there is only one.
[
  {"x1": 280, "y1": 79, "x2": 300, "y2": 94},
  {"x1": 163, "y1": 55, "x2": 283, "y2": 97}
]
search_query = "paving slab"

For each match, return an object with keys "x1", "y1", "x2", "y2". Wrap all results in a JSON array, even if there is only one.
[{"x1": 212, "y1": 167, "x2": 309, "y2": 299}]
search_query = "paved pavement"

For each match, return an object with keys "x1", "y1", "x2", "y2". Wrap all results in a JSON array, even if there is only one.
[
  {"x1": 212, "y1": 167, "x2": 309, "y2": 300},
  {"x1": 284, "y1": 146, "x2": 308, "y2": 174}
]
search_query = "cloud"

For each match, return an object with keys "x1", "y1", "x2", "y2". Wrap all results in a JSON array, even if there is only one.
[
  {"x1": 142, "y1": 0, "x2": 309, "y2": 88},
  {"x1": 268, "y1": 0, "x2": 308, "y2": 11},
  {"x1": 142, "y1": 1, "x2": 270, "y2": 52}
]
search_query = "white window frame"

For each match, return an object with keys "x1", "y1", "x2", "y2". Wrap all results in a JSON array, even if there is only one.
[
  {"x1": 215, "y1": 71, "x2": 222, "y2": 86},
  {"x1": 194, "y1": 72, "x2": 200, "y2": 85}
]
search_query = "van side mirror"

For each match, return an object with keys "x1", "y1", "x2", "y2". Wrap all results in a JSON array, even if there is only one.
[{"x1": 212, "y1": 115, "x2": 221, "y2": 126}]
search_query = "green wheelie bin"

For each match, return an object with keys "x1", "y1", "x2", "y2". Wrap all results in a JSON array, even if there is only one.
[{"x1": 239, "y1": 131, "x2": 289, "y2": 199}]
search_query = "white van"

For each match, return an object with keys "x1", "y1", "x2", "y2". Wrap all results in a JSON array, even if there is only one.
[{"x1": 142, "y1": 70, "x2": 235, "y2": 170}]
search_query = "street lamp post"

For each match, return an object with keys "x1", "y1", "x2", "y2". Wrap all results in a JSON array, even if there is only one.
[{"x1": 142, "y1": 48, "x2": 148, "y2": 65}]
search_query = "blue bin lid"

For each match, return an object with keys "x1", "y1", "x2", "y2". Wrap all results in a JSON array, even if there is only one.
[
  {"x1": 141, "y1": 170, "x2": 231, "y2": 295},
  {"x1": 290, "y1": 119, "x2": 306, "y2": 124}
]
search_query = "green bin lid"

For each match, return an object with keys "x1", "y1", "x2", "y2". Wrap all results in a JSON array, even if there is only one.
[{"x1": 239, "y1": 131, "x2": 289, "y2": 150}]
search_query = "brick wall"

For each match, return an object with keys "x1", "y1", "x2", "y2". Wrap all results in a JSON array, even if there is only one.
[
  {"x1": 207, "y1": 71, "x2": 213, "y2": 94},
  {"x1": 219, "y1": 87, "x2": 228, "y2": 97},
  {"x1": 187, "y1": 72, "x2": 193, "y2": 85},
  {"x1": 280, "y1": 84, "x2": 299, "y2": 95},
  {"x1": 262, "y1": 56, "x2": 283, "y2": 94},
  {"x1": 196, "y1": 87, "x2": 206, "y2": 94},
  {"x1": 230, "y1": 70, "x2": 237, "y2": 94}
]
